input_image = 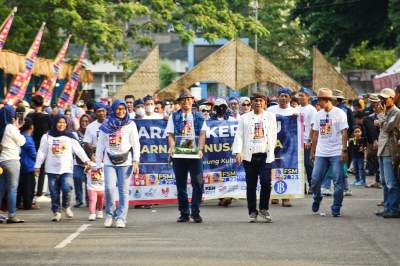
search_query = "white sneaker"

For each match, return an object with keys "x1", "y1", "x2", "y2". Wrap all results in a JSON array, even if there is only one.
[
  {"x1": 104, "y1": 216, "x2": 113, "y2": 228},
  {"x1": 115, "y1": 219, "x2": 126, "y2": 228},
  {"x1": 321, "y1": 188, "x2": 332, "y2": 196},
  {"x1": 96, "y1": 211, "x2": 104, "y2": 219},
  {"x1": 52, "y1": 212, "x2": 62, "y2": 222},
  {"x1": 63, "y1": 207, "x2": 74, "y2": 218},
  {"x1": 248, "y1": 212, "x2": 258, "y2": 223},
  {"x1": 259, "y1": 209, "x2": 272, "y2": 223},
  {"x1": 88, "y1": 214, "x2": 96, "y2": 221},
  {"x1": 344, "y1": 190, "x2": 352, "y2": 196}
]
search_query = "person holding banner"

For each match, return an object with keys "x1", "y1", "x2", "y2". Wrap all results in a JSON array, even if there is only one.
[
  {"x1": 167, "y1": 90, "x2": 206, "y2": 223},
  {"x1": 96, "y1": 99, "x2": 140, "y2": 228},
  {"x1": 268, "y1": 87, "x2": 299, "y2": 207},
  {"x1": 232, "y1": 93, "x2": 277, "y2": 223},
  {"x1": 310, "y1": 88, "x2": 349, "y2": 217}
]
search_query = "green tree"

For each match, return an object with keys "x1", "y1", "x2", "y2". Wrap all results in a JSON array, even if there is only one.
[
  {"x1": 291, "y1": 0, "x2": 396, "y2": 58},
  {"x1": 341, "y1": 41, "x2": 396, "y2": 71},
  {"x1": 159, "y1": 60, "x2": 176, "y2": 89},
  {"x1": 255, "y1": 0, "x2": 311, "y2": 81},
  {"x1": 0, "y1": 0, "x2": 267, "y2": 65}
]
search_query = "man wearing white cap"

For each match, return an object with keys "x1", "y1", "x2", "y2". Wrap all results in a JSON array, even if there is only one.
[
  {"x1": 375, "y1": 88, "x2": 400, "y2": 218},
  {"x1": 310, "y1": 88, "x2": 348, "y2": 217}
]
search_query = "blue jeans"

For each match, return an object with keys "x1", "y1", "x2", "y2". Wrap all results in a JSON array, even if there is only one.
[
  {"x1": 47, "y1": 173, "x2": 74, "y2": 213},
  {"x1": 73, "y1": 165, "x2": 87, "y2": 205},
  {"x1": 379, "y1": 156, "x2": 400, "y2": 214},
  {"x1": 104, "y1": 165, "x2": 132, "y2": 223},
  {"x1": 304, "y1": 147, "x2": 313, "y2": 187},
  {"x1": 0, "y1": 160, "x2": 20, "y2": 217},
  {"x1": 353, "y1": 157, "x2": 365, "y2": 183},
  {"x1": 172, "y1": 158, "x2": 204, "y2": 217},
  {"x1": 311, "y1": 156, "x2": 344, "y2": 214}
]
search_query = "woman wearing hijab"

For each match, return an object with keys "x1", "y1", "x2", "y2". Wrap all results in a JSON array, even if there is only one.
[
  {"x1": 73, "y1": 114, "x2": 92, "y2": 208},
  {"x1": 0, "y1": 105, "x2": 26, "y2": 223},
  {"x1": 34, "y1": 115, "x2": 90, "y2": 222},
  {"x1": 96, "y1": 99, "x2": 140, "y2": 228}
]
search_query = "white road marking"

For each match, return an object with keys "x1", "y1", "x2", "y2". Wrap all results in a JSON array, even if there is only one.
[{"x1": 54, "y1": 224, "x2": 90, "y2": 249}]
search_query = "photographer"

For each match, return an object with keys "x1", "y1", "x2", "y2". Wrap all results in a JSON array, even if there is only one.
[
  {"x1": 0, "y1": 105, "x2": 26, "y2": 223},
  {"x1": 376, "y1": 88, "x2": 400, "y2": 218}
]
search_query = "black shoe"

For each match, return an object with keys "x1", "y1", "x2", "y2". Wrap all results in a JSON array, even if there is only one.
[
  {"x1": 375, "y1": 210, "x2": 384, "y2": 217},
  {"x1": 191, "y1": 215, "x2": 203, "y2": 223},
  {"x1": 382, "y1": 212, "x2": 400, "y2": 218},
  {"x1": 177, "y1": 215, "x2": 190, "y2": 223},
  {"x1": 74, "y1": 202, "x2": 83, "y2": 208}
]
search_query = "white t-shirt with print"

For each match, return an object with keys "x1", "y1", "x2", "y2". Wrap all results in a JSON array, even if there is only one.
[
  {"x1": 298, "y1": 104, "x2": 317, "y2": 142},
  {"x1": 312, "y1": 106, "x2": 348, "y2": 157},
  {"x1": 267, "y1": 105, "x2": 299, "y2": 116},
  {"x1": 87, "y1": 163, "x2": 105, "y2": 191},
  {"x1": 83, "y1": 120, "x2": 102, "y2": 146},
  {"x1": 251, "y1": 114, "x2": 267, "y2": 154}
]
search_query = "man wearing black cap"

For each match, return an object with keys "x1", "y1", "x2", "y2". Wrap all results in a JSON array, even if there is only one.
[
  {"x1": 166, "y1": 89, "x2": 206, "y2": 223},
  {"x1": 232, "y1": 93, "x2": 277, "y2": 223}
]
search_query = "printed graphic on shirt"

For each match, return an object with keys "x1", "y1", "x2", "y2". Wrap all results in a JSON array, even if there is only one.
[
  {"x1": 51, "y1": 139, "x2": 66, "y2": 155},
  {"x1": 254, "y1": 122, "x2": 264, "y2": 139},
  {"x1": 319, "y1": 119, "x2": 332, "y2": 136},
  {"x1": 108, "y1": 130, "x2": 122, "y2": 149},
  {"x1": 89, "y1": 169, "x2": 104, "y2": 185},
  {"x1": 182, "y1": 119, "x2": 193, "y2": 136}
]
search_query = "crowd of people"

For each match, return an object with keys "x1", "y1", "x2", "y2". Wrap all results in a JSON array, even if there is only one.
[{"x1": 0, "y1": 84, "x2": 399, "y2": 227}]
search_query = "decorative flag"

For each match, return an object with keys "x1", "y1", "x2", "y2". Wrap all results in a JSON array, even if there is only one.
[
  {"x1": 0, "y1": 7, "x2": 17, "y2": 50},
  {"x1": 5, "y1": 22, "x2": 46, "y2": 105},
  {"x1": 36, "y1": 35, "x2": 71, "y2": 106},
  {"x1": 57, "y1": 45, "x2": 87, "y2": 108}
]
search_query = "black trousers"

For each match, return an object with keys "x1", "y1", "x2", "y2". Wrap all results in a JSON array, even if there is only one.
[
  {"x1": 243, "y1": 153, "x2": 272, "y2": 214},
  {"x1": 17, "y1": 172, "x2": 36, "y2": 210},
  {"x1": 36, "y1": 165, "x2": 45, "y2": 196}
]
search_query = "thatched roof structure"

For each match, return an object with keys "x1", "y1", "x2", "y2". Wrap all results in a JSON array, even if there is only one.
[
  {"x1": 312, "y1": 47, "x2": 357, "y2": 98},
  {"x1": 0, "y1": 49, "x2": 93, "y2": 83},
  {"x1": 157, "y1": 39, "x2": 301, "y2": 99},
  {"x1": 114, "y1": 46, "x2": 159, "y2": 99}
]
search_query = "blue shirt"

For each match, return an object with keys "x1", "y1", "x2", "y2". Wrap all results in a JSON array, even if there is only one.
[{"x1": 20, "y1": 133, "x2": 37, "y2": 174}]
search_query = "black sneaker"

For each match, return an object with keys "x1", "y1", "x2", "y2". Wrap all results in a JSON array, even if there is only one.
[
  {"x1": 382, "y1": 212, "x2": 400, "y2": 219},
  {"x1": 375, "y1": 210, "x2": 384, "y2": 217},
  {"x1": 191, "y1": 215, "x2": 203, "y2": 223},
  {"x1": 177, "y1": 215, "x2": 190, "y2": 223},
  {"x1": 259, "y1": 209, "x2": 272, "y2": 223},
  {"x1": 74, "y1": 202, "x2": 83, "y2": 208}
]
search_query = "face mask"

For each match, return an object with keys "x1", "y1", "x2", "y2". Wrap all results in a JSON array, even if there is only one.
[
  {"x1": 215, "y1": 106, "x2": 226, "y2": 116},
  {"x1": 135, "y1": 107, "x2": 145, "y2": 117},
  {"x1": 145, "y1": 105, "x2": 155, "y2": 114}
]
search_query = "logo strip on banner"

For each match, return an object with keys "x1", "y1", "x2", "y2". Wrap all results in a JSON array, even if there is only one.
[
  {"x1": 36, "y1": 35, "x2": 71, "y2": 106},
  {"x1": 0, "y1": 7, "x2": 17, "y2": 50},
  {"x1": 5, "y1": 22, "x2": 46, "y2": 105},
  {"x1": 129, "y1": 117, "x2": 304, "y2": 205},
  {"x1": 57, "y1": 45, "x2": 86, "y2": 108}
]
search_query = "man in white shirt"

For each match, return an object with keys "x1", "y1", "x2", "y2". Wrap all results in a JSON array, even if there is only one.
[
  {"x1": 267, "y1": 87, "x2": 298, "y2": 207},
  {"x1": 310, "y1": 88, "x2": 349, "y2": 217},
  {"x1": 83, "y1": 102, "x2": 107, "y2": 148},
  {"x1": 124, "y1": 95, "x2": 135, "y2": 119},
  {"x1": 297, "y1": 87, "x2": 317, "y2": 192},
  {"x1": 143, "y1": 95, "x2": 163, "y2": 119},
  {"x1": 233, "y1": 93, "x2": 277, "y2": 223}
]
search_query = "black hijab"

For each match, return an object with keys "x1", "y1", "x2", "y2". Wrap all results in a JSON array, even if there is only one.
[{"x1": 49, "y1": 114, "x2": 77, "y2": 139}]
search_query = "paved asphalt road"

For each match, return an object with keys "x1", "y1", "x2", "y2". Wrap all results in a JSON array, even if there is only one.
[{"x1": 1, "y1": 176, "x2": 399, "y2": 266}]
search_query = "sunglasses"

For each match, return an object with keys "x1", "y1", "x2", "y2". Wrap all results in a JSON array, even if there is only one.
[
  {"x1": 201, "y1": 109, "x2": 210, "y2": 113},
  {"x1": 326, "y1": 113, "x2": 329, "y2": 123},
  {"x1": 242, "y1": 103, "x2": 251, "y2": 107}
]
